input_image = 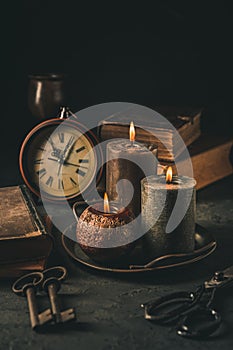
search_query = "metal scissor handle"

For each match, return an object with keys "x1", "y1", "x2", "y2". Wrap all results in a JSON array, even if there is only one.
[
  {"x1": 177, "y1": 307, "x2": 221, "y2": 339},
  {"x1": 142, "y1": 286, "x2": 222, "y2": 338},
  {"x1": 12, "y1": 272, "x2": 44, "y2": 296},
  {"x1": 142, "y1": 291, "x2": 197, "y2": 324}
]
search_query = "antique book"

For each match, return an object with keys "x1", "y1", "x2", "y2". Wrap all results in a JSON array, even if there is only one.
[
  {"x1": 0, "y1": 259, "x2": 46, "y2": 278},
  {"x1": 98, "y1": 106, "x2": 202, "y2": 162},
  {"x1": 0, "y1": 185, "x2": 53, "y2": 275},
  {"x1": 160, "y1": 135, "x2": 233, "y2": 190}
]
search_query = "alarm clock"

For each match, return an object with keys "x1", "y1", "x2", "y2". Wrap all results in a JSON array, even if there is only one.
[{"x1": 19, "y1": 107, "x2": 103, "y2": 201}]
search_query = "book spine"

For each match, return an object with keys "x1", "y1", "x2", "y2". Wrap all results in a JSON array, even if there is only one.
[{"x1": 20, "y1": 185, "x2": 54, "y2": 244}]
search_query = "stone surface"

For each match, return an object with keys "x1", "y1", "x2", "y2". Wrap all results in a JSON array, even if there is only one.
[{"x1": 0, "y1": 175, "x2": 233, "y2": 350}]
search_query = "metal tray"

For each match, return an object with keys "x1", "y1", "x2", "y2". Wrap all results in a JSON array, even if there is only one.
[{"x1": 61, "y1": 223, "x2": 216, "y2": 273}]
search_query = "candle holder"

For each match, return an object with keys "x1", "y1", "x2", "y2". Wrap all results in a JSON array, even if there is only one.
[{"x1": 73, "y1": 202, "x2": 136, "y2": 264}]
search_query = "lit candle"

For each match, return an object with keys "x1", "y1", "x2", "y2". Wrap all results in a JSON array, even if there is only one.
[
  {"x1": 106, "y1": 122, "x2": 157, "y2": 217},
  {"x1": 103, "y1": 191, "x2": 110, "y2": 213},
  {"x1": 75, "y1": 192, "x2": 136, "y2": 263},
  {"x1": 141, "y1": 167, "x2": 196, "y2": 258}
]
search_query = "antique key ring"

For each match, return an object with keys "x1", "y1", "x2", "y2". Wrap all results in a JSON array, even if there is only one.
[{"x1": 12, "y1": 267, "x2": 76, "y2": 329}]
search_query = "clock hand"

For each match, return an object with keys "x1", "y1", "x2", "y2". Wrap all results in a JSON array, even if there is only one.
[
  {"x1": 47, "y1": 157, "x2": 64, "y2": 175},
  {"x1": 64, "y1": 161, "x2": 88, "y2": 169},
  {"x1": 57, "y1": 162, "x2": 63, "y2": 176},
  {"x1": 62, "y1": 136, "x2": 75, "y2": 161}
]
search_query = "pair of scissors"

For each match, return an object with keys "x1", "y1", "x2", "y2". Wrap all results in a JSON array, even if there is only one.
[{"x1": 141, "y1": 265, "x2": 233, "y2": 339}]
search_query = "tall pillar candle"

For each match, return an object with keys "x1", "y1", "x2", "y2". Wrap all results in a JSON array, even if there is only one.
[
  {"x1": 106, "y1": 123, "x2": 157, "y2": 217},
  {"x1": 141, "y1": 167, "x2": 196, "y2": 258}
]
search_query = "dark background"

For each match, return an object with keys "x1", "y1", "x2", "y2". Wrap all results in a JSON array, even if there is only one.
[
  {"x1": 1, "y1": 0, "x2": 233, "y2": 184},
  {"x1": 1, "y1": 4, "x2": 233, "y2": 349}
]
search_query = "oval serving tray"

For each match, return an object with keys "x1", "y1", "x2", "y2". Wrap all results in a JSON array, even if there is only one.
[{"x1": 61, "y1": 223, "x2": 217, "y2": 273}]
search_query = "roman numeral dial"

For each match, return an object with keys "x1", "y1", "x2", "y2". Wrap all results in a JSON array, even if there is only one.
[
  {"x1": 24, "y1": 122, "x2": 98, "y2": 199},
  {"x1": 20, "y1": 117, "x2": 101, "y2": 201}
]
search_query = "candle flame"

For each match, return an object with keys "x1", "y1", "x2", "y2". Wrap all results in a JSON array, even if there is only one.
[
  {"x1": 104, "y1": 192, "x2": 110, "y2": 213},
  {"x1": 129, "y1": 121, "x2": 135, "y2": 142},
  {"x1": 166, "y1": 166, "x2": 173, "y2": 183}
]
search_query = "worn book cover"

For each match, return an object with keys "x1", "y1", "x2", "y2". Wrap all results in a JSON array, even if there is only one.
[
  {"x1": 0, "y1": 185, "x2": 53, "y2": 275},
  {"x1": 159, "y1": 135, "x2": 233, "y2": 190},
  {"x1": 98, "y1": 106, "x2": 202, "y2": 162}
]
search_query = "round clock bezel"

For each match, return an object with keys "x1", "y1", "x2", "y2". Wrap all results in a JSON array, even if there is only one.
[{"x1": 19, "y1": 117, "x2": 103, "y2": 202}]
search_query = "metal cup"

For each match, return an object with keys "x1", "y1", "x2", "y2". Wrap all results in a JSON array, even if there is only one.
[{"x1": 28, "y1": 73, "x2": 66, "y2": 119}]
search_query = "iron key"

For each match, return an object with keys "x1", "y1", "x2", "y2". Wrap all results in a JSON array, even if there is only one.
[
  {"x1": 12, "y1": 272, "x2": 53, "y2": 330},
  {"x1": 42, "y1": 266, "x2": 76, "y2": 324}
]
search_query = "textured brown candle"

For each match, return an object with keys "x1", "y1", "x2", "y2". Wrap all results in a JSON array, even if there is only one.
[
  {"x1": 141, "y1": 168, "x2": 196, "y2": 258},
  {"x1": 75, "y1": 196, "x2": 136, "y2": 263},
  {"x1": 106, "y1": 122, "x2": 157, "y2": 217}
]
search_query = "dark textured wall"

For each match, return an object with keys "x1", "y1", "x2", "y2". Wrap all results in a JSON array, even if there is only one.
[{"x1": 1, "y1": 1, "x2": 233, "y2": 180}]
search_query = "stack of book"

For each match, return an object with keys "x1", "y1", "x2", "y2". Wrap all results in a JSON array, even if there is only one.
[
  {"x1": 98, "y1": 106, "x2": 233, "y2": 189},
  {"x1": 0, "y1": 185, "x2": 53, "y2": 278}
]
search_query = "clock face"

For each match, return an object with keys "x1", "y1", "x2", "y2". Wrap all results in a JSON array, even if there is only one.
[{"x1": 20, "y1": 119, "x2": 101, "y2": 200}]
